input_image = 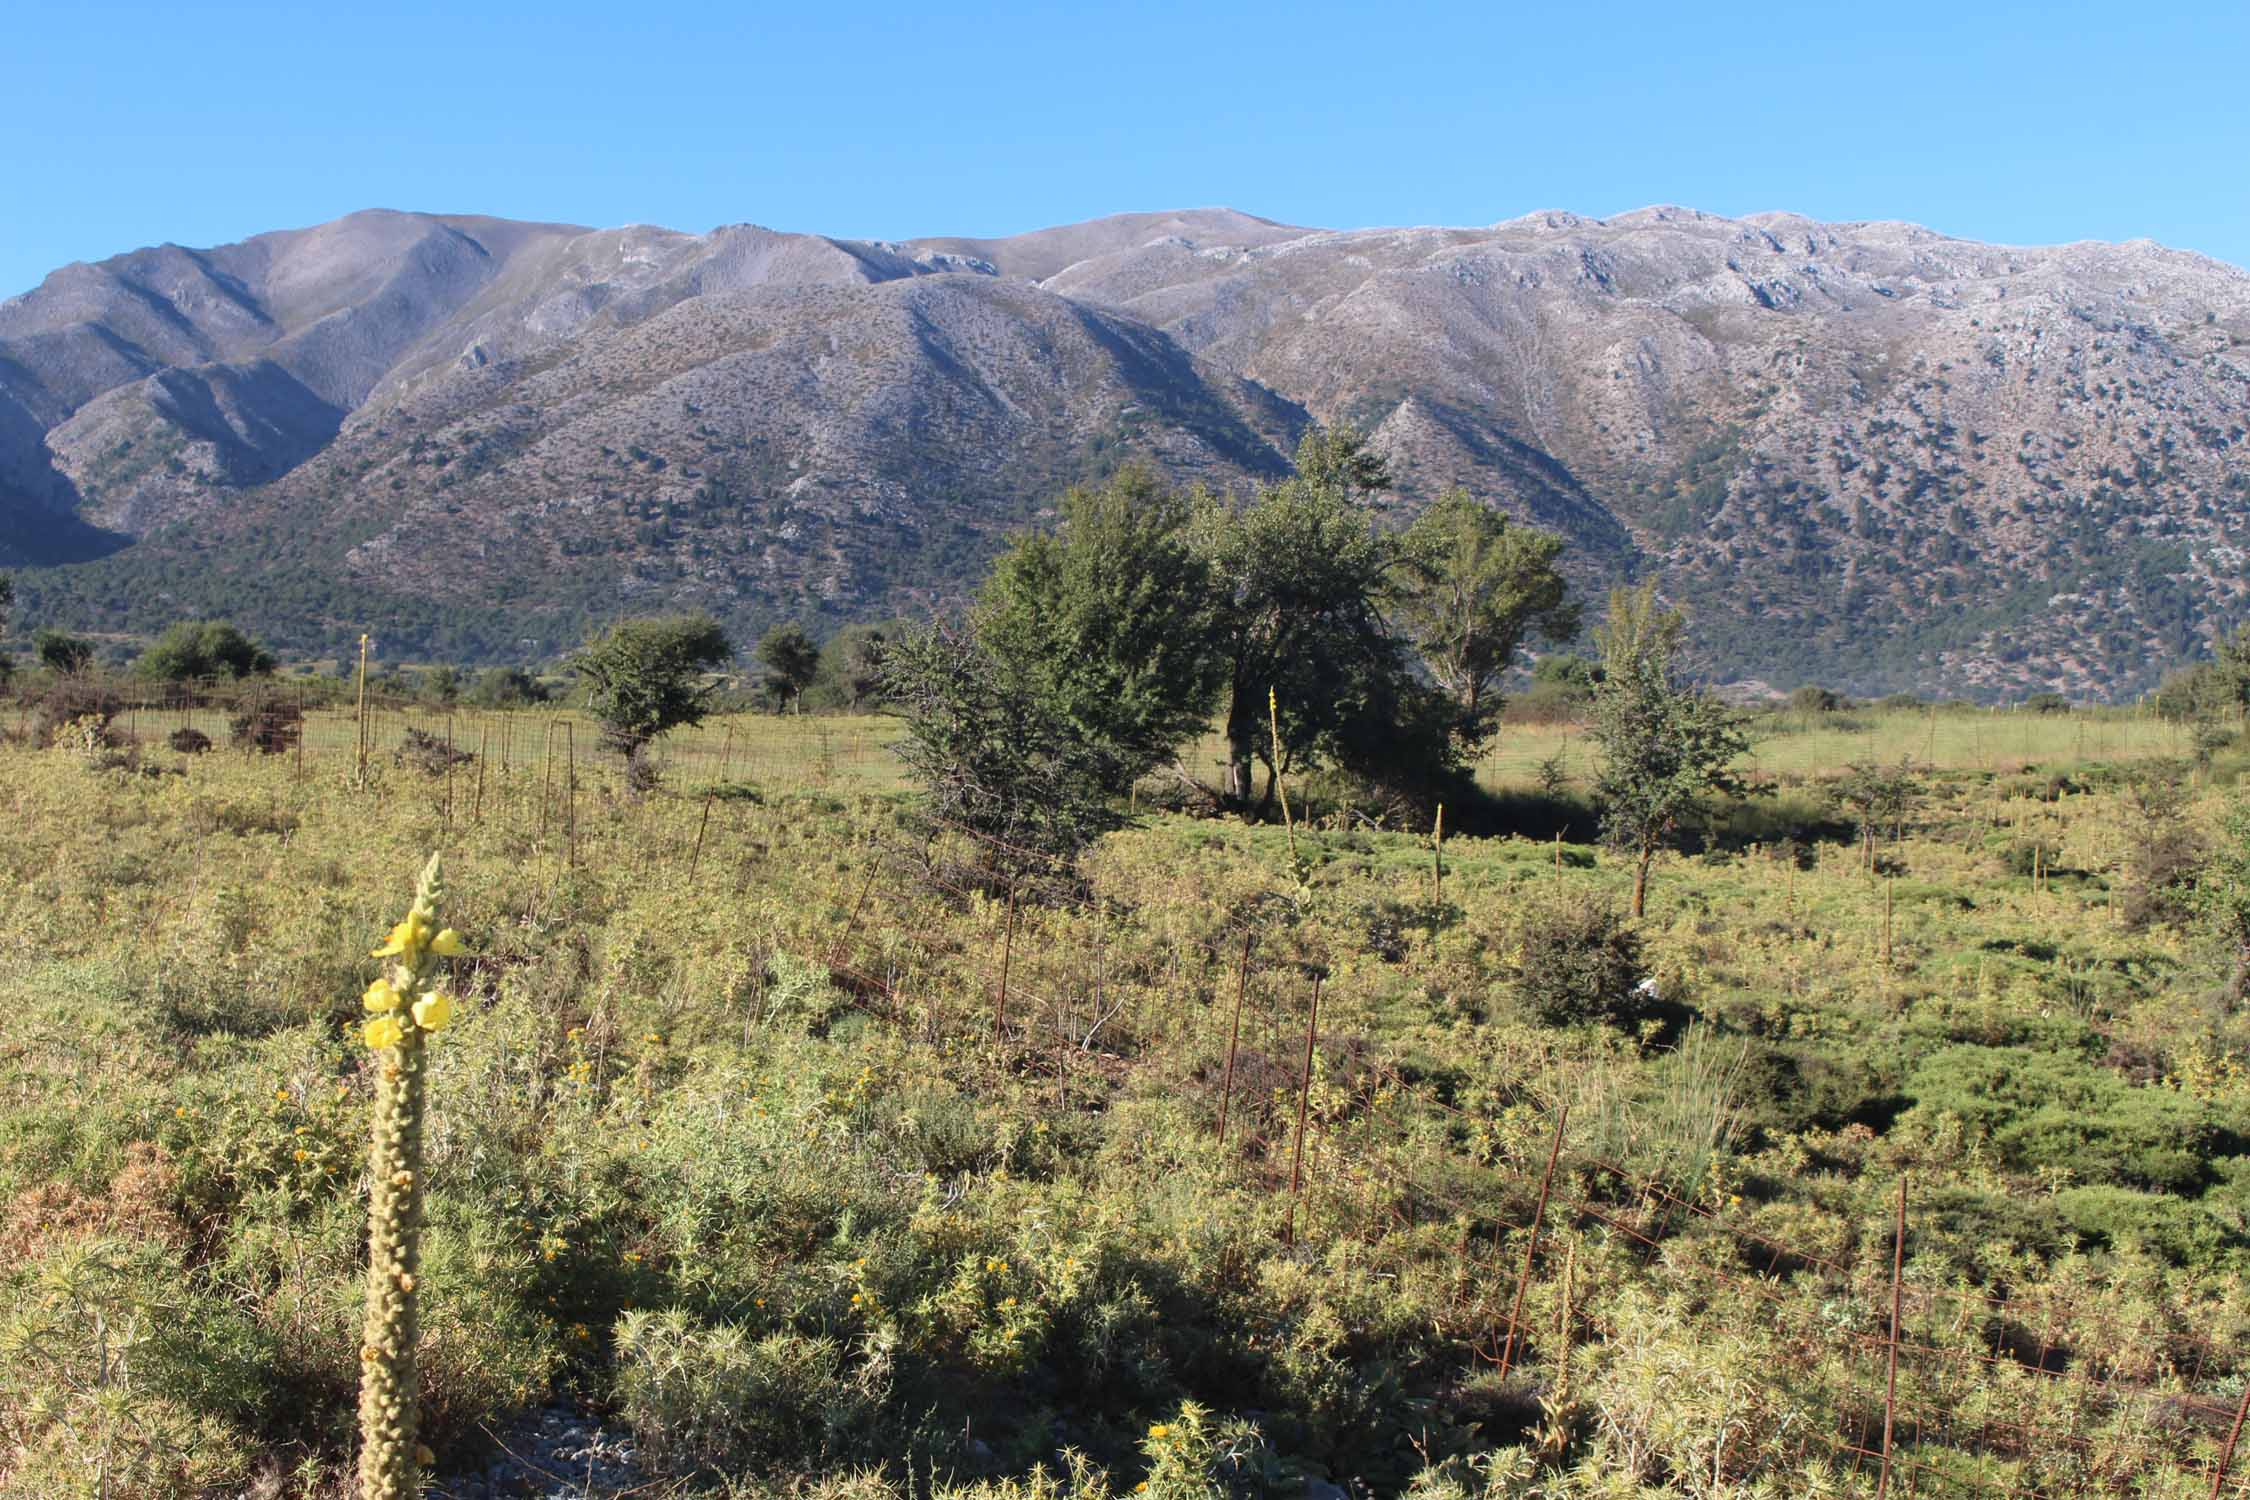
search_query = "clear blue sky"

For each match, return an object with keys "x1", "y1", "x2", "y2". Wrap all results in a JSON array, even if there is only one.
[{"x1": 7, "y1": 0, "x2": 2247, "y2": 297}]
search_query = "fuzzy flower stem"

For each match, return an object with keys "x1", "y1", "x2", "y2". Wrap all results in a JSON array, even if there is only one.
[{"x1": 358, "y1": 851, "x2": 448, "y2": 1500}]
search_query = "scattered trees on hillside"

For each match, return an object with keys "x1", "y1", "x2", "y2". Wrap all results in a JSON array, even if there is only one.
[
  {"x1": 135, "y1": 620, "x2": 276, "y2": 681},
  {"x1": 1589, "y1": 584, "x2": 1748, "y2": 917},
  {"x1": 569, "y1": 614, "x2": 733, "y2": 777}
]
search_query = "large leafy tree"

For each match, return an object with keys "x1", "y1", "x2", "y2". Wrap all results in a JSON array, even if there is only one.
[
  {"x1": 135, "y1": 620, "x2": 276, "y2": 681},
  {"x1": 1588, "y1": 584, "x2": 1747, "y2": 917},
  {"x1": 1393, "y1": 489, "x2": 1577, "y2": 740},
  {"x1": 976, "y1": 466, "x2": 1225, "y2": 791},
  {"x1": 1196, "y1": 426, "x2": 1463, "y2": 816},
  {"x1": 756, "y1": 624, "x2": 821, "y2": 714},
  {"x1": 568, "y1": 614, "x2": 733, "y2": 763}
]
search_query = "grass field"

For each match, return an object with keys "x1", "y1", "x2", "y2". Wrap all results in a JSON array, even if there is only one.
[{"x1": 2, "y1": 700, "x2": 2247, "y2": 1498}]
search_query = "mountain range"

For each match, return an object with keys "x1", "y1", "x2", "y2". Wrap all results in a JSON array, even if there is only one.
[{"x1": 6, "y1": 203, "x2": 2248, "y2": 698}]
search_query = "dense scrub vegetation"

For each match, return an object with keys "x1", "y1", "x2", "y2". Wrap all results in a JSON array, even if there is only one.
[{"x1": 2, "y1": 697, "x2": 2247, "y2": 1497}]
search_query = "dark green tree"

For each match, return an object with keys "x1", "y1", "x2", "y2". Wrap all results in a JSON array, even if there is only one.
[
  {"x1": 756, "y1": 624, "x2": 822, "y2": 714},
  {"x1": 468, "y1": 666, "x2": 551, "y2": 709},
  {"x1": 976, "y1": 466, "x2": 1225, "y2": 792},
  {"x1": 569, "y1": 614, "x2": 733, "y2": 765},
  {"x1": 419, "y1": 665, "x2": 461, "y2": 707},
  {"x1": 1196, "y1": 426, "x2": 1462, "y2": 815},
  {"x1": 1588, "y1": 584, "x2": 1748, "y2": 917},
  {"x1": 135, "y1": 620, "x2": 275, "y2": 680},
  {"x1": 1392, "y1": 488, "x2": 1577, "y2": 739},
  {"x1": 35, "y1": 629, "x2": 95, "y2": 676},
  {"x1": 817, "y1": 624, "x2": 891, "y2": 711},
  {"x1": 880, "y1": 624, "x2": 1128, "y2": 882}
]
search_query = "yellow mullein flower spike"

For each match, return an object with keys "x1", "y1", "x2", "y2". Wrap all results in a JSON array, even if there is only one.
[
  {"x1": 411, "y1": 991, "x2": 453, "y2": 1032},
  {"x1": 371, "y1": 914, "x2": 429, "y2": 958},
  {"x1": 362, "y1": 1014, "x2": 406, "y2": 1051},
  {"x1": 363, "y1": 980, "x2": 402, "y2": 1013}
]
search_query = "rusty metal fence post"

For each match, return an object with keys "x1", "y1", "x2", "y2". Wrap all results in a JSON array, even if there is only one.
[
  {"x1": 1499, "y1": 1104, "x2": 1569, "y2": 1382},
  {"x1": 1877, "y1": 1176, "x2": 1906, "y2": 1500},
  {"x1": 1217, "y1": 930, "x2": 1252, "y2": 1148},
  {"x1": 1284, "y1": 972, "x2": 1323, "y2": 1248}
]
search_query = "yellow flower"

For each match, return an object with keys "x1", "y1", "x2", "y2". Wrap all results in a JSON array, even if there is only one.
[
  {"x1": 293, "y1": 1148, "x2": 309, "y2": 1163},
  {"x1": 371, "y1": 914, "x2": 429, "y2": 958},
  {"x1": 412, "y1": 990, "x2": 454, "y2": 1032},
  {"x1": 363, "y1": 979, "x2": 403, "y2": 1013},
  {"x1": 362, "y1": 1014, "x2": 405, "y2": 1050},
  {"x1": 1148, "y1": 1424, "x2": 1170, "y2": 1440},
  {"x1": 429, "y1": 928, "x2": 467, "y2": 956}
]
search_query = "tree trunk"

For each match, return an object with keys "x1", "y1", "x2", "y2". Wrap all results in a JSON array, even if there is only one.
[{"x1": 1632, "y1": 847, "x2": 1653, "y2": 918}]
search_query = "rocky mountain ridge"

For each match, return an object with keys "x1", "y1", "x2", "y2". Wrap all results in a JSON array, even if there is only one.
[{"x1": 7, "y1": 205, "x2": 2249, "y2": 697}]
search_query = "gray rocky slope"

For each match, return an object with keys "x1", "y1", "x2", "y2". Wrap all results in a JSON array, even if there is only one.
[{"x1": 7, "y1": 205, "x2": 2249, "y2": 696}]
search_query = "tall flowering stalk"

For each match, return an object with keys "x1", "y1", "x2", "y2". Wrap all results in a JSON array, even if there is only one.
[{"x1": 356, "y1": 852, "x2": 464, "y2": 1499}]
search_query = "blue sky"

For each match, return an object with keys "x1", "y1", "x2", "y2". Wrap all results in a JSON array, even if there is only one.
[{"x1": 6, "y1": 1, "x2": 2247, "y2": 297}]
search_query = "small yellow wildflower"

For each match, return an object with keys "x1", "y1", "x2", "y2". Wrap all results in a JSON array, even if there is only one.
[
  {"x1": 411, "y1": 990, "x2": 454, "y2": 1032},
  {"x1": 362, "y1": 1014, "x2": 405, "y2": 1051},
  {"x1": 1148, "y1": 1424, "x2": 1170, "y2": 1440},
  {"x1": 1135, "y1": 1485, "x2": 1148, "y2": 1494},
  {"x1": 363, "y1": 979, "x2": 403, "y2": 1013},
  {"x1": 429, "y1": 928, "x2": 467, "y2": 956},
  {"x1": 293, "y1": 1149, "x2": 309, "y2": 1163}
]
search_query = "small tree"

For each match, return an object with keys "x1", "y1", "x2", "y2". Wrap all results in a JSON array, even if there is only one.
[
  {"x1": 419, "y1": 665, "x2": 461, "y2": 707},
  {"x1": 977, "y1": 466, "x2": 1225, "y2": 792},
  {"x1": 569, "y1": 614, "x2": 733, "y2": 772},
  {"x1": 135, "y1": 620, "x2": 275, "y2": 681},
  {"x1": 818, "y1": 624, "x2": 890, "y2": 711},
  {"x1": 1589, "y1": 584, "x2": 1747, "y2": 917},
  {"x1": 1393, "y1": 488, "x2": 1577, "y2": 740},
  {"x1": 35, "y1": 629, "x2": 94, "y2": 676},
  {"x1": 756, "y1": 624, "x2": 821, "y2": 713},
  {"x1": 1832, "y1": 757, "x2": 1923, "y2": 868},
  {"x1": 468, "y1": 666, "x2": 550, "y2": 709},
  {"x1": 881, "y1": 624, "x2": 1129, "y2": 884}
]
